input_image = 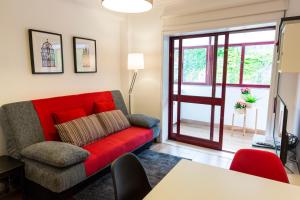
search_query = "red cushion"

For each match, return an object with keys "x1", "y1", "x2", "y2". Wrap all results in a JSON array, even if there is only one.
[
  {"x1": 32, "y1": 91, "x2": 114, "y2": 141},
  {"x1": 94, "y1": 101, "x2": 116, "y2": 113},
  {"x1": 230, "y1": 149, "x2": 289, "y2": 183},
  {"x1": 83, "y1": 127, "x2": 153, "y2": 176},
  {"x1": 53, "y1": 108, "x2": 87, "y2": 124}
]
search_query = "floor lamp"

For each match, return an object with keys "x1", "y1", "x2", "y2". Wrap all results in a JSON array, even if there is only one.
[{"x1": 128, "y1": 53, "x2": 144, "y2": 114}]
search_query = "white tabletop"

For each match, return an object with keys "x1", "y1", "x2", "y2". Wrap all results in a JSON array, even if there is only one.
[{"x1": 144, "y1": 159, "x2": 300, "y2": 200}]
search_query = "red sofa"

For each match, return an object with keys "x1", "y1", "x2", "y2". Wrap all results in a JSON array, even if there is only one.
[{"x1": 0, "y1": 90, "x2": 160, "y2": 198}]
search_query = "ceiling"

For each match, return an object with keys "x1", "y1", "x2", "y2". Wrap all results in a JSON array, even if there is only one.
[
  {"x1": 67, "y1": 0, "x2": 280, "y2": 9},
  {"x1": 157, "y1": 0, "x2": 283, "y2": 17},
  {"x1": 64, "y1": 0, "x2": 285, "y2": 17},
  {"x1": 155, "y1": 0, "x2": 278, "y2": 6}
]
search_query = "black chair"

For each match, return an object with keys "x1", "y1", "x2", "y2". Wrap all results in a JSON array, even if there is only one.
[{"x1": 111, "y1": 153, "x2": 152, "y2": 200}]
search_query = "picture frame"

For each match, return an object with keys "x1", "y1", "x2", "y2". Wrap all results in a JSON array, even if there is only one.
[
  {"x1": 73, "y1": 37, "x2": 97, "y2": 73},
  {"x1": 29, "y1": 29, "x2": 64, "y2": 74}
]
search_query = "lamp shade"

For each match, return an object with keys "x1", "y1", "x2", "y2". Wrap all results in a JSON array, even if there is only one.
[
  {"x1": 102, "y1": 0, "x2": 153, "y2": 13},
  {"x1": 128, "y1": 53, "x2": 144, "y2": 70}
]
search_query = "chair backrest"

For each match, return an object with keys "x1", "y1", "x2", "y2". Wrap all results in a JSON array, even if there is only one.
[
  {"x1": 111, "y1": 153, "x2": 152, "y2": 200},
  {"x1": 230, "y1": 149, "x2": 289, "y2": 183}
]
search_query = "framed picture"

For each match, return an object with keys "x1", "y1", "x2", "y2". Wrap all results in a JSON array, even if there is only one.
[
  {"x1": 29, "y1": 29, "x2": 64, "y2": 74},
  {"x1": 73, "y1": 37, "x2": 97, "y2": 73}
]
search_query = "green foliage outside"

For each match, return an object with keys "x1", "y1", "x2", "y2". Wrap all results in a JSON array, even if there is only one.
[
  {"x1": 217, "y1": 47, "x2": 241, "y2": 84},
  {"x1": 243, "y1": 45, "x2": 273, "y2": 85},
  {"x1": 174, "y1": 44, "x2": 274, "y2": 85},
  {"x1": 183, "y1": 48, "x2": 207, "y2": 82}
]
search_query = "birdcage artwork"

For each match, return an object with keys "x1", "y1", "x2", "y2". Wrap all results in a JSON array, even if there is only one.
[
  {"x1": 29, "y1": 29, "x2": 63, "y2": 74},
  {"x1": 41, "y1": 39, "x2": 56, "y2": 67}
]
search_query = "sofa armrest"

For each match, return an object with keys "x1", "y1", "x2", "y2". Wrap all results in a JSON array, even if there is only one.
[
  {"x1": 128, "y1": 114, "x2": 160, "y2": 129},
  {"x1": 21, "y1": 141, "x2": 90, "y2": 168}
]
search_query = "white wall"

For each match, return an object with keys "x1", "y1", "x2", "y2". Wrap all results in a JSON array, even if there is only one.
[
  {"x1": 278, "y1": 73, "x2": 299, "y2": 133},
  {"x1": 287, "y1": 0, "x2": 300, "y2": 16},
  {"x1": 295, "y1": 73, "x2": 300, "y2": 162},
  {"x1": 0, "y1": 0, "x2": 125, "y2": 155},
  {"x1": 125, "y1": 8, "x2": 163, "y2": 118},
  {"x1": 294, "y1": 74, "x2": 300, "y2": 137}
]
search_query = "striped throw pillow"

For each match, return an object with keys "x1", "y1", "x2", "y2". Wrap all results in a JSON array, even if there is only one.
[
  {"x1": 96, "y1": 110, "x2": 131, "y2": 134},
  {"x1": 56, "y1": 114, "x2": 107, "y2": 147}
]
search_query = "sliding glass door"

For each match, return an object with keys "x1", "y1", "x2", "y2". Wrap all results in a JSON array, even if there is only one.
[{"x1": 169, "y1": 33, "x2": 229, "y2": 150}]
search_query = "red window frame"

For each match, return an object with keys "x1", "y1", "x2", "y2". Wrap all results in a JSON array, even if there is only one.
[{"x1": 175, "y1": 29, "x2": 276, "y2": 89}]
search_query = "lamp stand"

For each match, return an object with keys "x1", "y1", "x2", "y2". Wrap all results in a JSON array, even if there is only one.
[{"x1": 128, "y1": 71, "x2": 138, "y2": 115}]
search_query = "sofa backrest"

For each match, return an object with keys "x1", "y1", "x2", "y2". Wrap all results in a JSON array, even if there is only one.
[
  {"x1": 0, "y1": 102, "x2": 45, "y2": 158},
  {"x1": 111, "y1": 90, "x2": 128, "y2": 116},
  {"x1": 0, "y1": 90, "x2": 128, "y2": 158}
]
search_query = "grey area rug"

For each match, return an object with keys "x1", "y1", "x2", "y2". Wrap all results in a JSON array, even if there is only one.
[{"x1": 74, "y1": 150, "x2": 182, "y2": 200}]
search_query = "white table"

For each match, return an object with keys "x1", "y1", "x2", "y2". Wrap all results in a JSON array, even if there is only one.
[{"x1": 144, "y1": 160, "x2": 300, "y2": 200}]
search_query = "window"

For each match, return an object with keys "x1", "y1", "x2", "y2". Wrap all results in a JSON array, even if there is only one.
[
  {"x1": 183, "y1": 48, "x2": 207, "y2": 83},
  {"x1": 173, "y1": 28, "x2": 276, "y2": 88},
  {"x1": 174, "y1": 48, "x2": 179, "y2": 83},
  {"x1": 217, "y1": 46, "x2": 242, "y2": 84},
  {"x1": 243, "y1": 44, "x2": 274, "y2": 85}
]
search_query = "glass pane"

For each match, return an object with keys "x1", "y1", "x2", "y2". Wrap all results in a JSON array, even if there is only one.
[
  {"x1": 227, "y1": 46, "x2": 242, "y2": 84},
  {"x1": 183, "y1": 37, "x2": 209, "y2": 47},
  {"x1": 217, "y1": 46, "x2": 241, "y2": 84},
  {"x1": 173, "y1": 40, "x2": 179, "y2": 94},
  {"x1": 172, "y1": 101, "x2": 178, "y2": 134},
  {"x1": 183, "y1": 48, "x2": 207, "y2": 83},
  {"x1": 243, "y1": 44, "x2": 274, "y2": 85},
  {"x1": 229, "y1": 30, "x2": 276, "y2": 44},
  {"x1": 181, "y1": 36, "x2": 212, "y2": 97},
  {"x1": 217, "y1": 35, "x2": 225, "y2": 45},
  {"x1": 216, "y1": 48, "x2": 224, "y2": 83},
  {"x1": 182, "y1": 84, "x2": 213, "y2": 97},
  {"x1": 180, "y1": 102, "x2": 211, "y2": 140},
  {"x1": 216, "y1": 35, "x2": 225, "y2": 98},
  {"x1": 213, "y1": 106, "x2": 221, "y2": 142}
]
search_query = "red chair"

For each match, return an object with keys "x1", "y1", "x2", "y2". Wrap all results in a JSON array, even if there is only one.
[{"x1": 230, "y1": 149, "x2": 289, "y2": 183}]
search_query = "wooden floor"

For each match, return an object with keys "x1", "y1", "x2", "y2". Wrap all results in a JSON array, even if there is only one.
[
  {"x1": 152, "y1": 140, "x2": 234, "y2": 169},
  {"x1": 150, "y1": 140, "x2": 300, "y2": 186},
  {"x1": 175, "y1": 122, "x2": 262, "y2": 152}
]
